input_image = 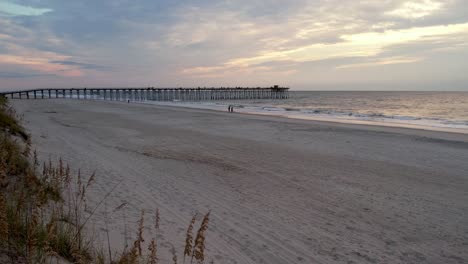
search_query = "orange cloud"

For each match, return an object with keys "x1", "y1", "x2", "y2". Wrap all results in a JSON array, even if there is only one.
[{"x1": 0, "y1": 53, "x2": 83, "y2": 77}]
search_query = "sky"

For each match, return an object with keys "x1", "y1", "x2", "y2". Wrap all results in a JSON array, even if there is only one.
[{"x1": 0, "y1": 0, "x2": 467, "y2": 91}]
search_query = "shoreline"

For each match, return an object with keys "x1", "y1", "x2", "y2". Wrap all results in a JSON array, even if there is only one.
[
  {"x1": 133, "y1": 100, "x2": 468, "y2": 136},
  {"x1": 126, "y1": 100, "x2": 468, "y2": 142}
]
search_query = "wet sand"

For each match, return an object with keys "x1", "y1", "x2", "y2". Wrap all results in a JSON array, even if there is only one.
[{"x1": 13, "y1": 99, "x2": 468, "y2": 264}]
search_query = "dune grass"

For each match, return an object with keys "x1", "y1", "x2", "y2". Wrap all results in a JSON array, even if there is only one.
[{"x1": 0, "y1": 95, "x2": 213, "y2": 263}]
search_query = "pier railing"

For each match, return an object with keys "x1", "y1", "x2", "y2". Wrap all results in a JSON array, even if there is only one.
[{"x1": 0, "y1": 86, "x2": 289, "y2": 101}]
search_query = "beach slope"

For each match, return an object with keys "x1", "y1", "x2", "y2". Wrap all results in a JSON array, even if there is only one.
[{"x1": 12, "y1": 99, "x2": 468, "y2": 264}]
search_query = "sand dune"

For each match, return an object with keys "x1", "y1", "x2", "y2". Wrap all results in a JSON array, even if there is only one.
[{"x1": 13, "y1": 99, "x2": 468, "y2": 264}]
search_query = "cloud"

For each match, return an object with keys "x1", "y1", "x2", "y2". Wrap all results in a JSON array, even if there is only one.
[
  {"x1": 0, "y1": 71, "x2": 54, "y2": 78},
  {"x1": 0, "y1": 54, "x2": 83, "y2": 76},
  {"x1": 0, "y1": 16, "x2": 109, "y2": 79},
  {"x1": 0, "y1": 1, "x2": 52, "y2": 16},
  {"x1": 385, "y1": 0, "x2": 444, "y2": 19},
  {"x1": 1, "y1": 0, "x2": 468, "y2": 90},
  {"x1": 50, "y1": 60, "x2": 110, "y2": 70},
  {"x1": 182, "y1": 22, "x2": 468, "y2": 75},
  {"x1": 335, "y1": 56, "x2": 423, "y2": 69}
]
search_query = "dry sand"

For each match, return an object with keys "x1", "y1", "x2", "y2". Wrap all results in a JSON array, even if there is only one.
[{"x1": 12, "y1": 99, "x2": 468, "y2": 264}]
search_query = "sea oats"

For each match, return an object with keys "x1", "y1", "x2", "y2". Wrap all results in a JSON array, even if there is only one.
[
  {"x1": 184, "y1": 213, "x2": 197, "y2": 261},
  {"x1": 148, "y1": 238, "x2": 158, "y2": 264},
  {"x1": 192, "y1": 211, "x2": 210, "y2": 263},
  {"x1": 155, "y1": 208, "x2": 160, "y2": 230}
]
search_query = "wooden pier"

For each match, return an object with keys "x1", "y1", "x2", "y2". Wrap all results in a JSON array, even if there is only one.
[{"x1": 0, "y1": 86, "x2": 289, "y2": 101}]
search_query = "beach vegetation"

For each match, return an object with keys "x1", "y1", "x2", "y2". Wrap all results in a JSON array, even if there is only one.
[{"x1": 0, "y1": 96, "x2": 213, "y2": 263}]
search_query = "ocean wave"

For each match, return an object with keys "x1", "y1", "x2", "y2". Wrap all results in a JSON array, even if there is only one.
[{"x1": 236, "y1": 104, "x2": 468, "y2": 131}]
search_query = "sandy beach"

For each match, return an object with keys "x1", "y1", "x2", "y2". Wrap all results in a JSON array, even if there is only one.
[{"x1": 12, "y1": 99, "x2": 468, "y2": 264}]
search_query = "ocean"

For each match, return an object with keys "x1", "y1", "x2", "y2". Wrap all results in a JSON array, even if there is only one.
[{"x1": 144, "y1": 91, "x2": 468, "y2": 133}]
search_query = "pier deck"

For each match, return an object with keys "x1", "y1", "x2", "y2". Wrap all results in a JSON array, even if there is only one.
[{"x1": 1, "y1": 86, "x2": 289, "y2": 101}]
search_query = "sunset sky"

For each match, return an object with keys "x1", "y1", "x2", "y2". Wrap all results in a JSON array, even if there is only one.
[{"x1": 1, "y1": 0, "x2": 467, "y2": 91}]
